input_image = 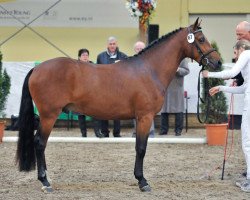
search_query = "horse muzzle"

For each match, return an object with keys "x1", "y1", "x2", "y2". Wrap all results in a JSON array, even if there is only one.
[{"x1": 206, "y1": 59, "x2": 222, "y2": 69}]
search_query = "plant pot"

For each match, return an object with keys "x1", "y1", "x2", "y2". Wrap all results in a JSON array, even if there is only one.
[
  {"x1": 0, "y1": 121, "x2": 6, "y2": 143},
  {"x1": 205, "y1": 123, "x2": 228, "y2": 146}
]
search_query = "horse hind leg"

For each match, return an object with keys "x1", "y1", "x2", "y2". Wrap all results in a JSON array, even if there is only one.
[{"x1": 34, "y1": 114, "x2": 58, "y2": 193}]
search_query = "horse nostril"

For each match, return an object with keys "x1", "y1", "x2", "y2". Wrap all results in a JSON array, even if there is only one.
[{"x1": 217, "y1": 60, "x2": 222, "y2": 67}]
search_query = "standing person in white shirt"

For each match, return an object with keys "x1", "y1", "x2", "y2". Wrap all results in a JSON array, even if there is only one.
[
  {"x1": 202, "y1": 39, "x2": 250, "y2": 193},
  {"x1": 233, "y1": 21, "x2": 250, "y2": 86}
]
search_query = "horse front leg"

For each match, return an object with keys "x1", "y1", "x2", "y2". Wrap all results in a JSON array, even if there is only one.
[
  {"x1": 34, "y1": 115, "x2": 57, "y2": 193},
  {"x1": 134, "y1": 115, "x2": 153, "y2": 192}
]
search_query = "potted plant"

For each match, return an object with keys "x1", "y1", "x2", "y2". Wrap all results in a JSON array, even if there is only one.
[
  {"x1": 0, "y1": 50, "x2": 11, "y2": 142},
  {"x1": 200, "y1": 41, "x2": 228, "y2": 145}
]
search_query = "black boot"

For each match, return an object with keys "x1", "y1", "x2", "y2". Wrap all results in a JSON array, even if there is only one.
[
  {"x1": 78, "y1": 115, "x2": 87, "y2": 137},
  {"x1": 81, "y1": 131, "x2": 87, "y2": 137},
  {"x1": 103, "y1": 132, "x2": 110, "y2": 137},
  {"x1": 100, "y1": 120, "x2": 110, "y2": 137},
  {"x1": 113, "y1": 120, "x2": 121, "y2": 137},
  {"x1": 95, "y1": 131, "x2": 105, "y2": 138},
  {"x1": 113, "y1": 132, "x2": 121, "y2": 137}
]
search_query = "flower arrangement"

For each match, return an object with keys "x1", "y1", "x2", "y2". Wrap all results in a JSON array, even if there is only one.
[{"x1": 126, "y1": 0, "x2": 157, "y2": 25}]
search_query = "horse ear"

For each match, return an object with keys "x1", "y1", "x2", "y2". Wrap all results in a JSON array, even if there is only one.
[{"x1": 193, "y1": 17, "x2": 200, "y2": 30}]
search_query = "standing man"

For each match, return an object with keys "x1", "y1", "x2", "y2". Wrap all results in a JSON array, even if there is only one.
[
  {"x1": 236, "y1": 21, "x2": 250, "y2": 41},
  {"x1": 96, "y1": 36, "x2": 127, "y2": 137},
  {"x1": 77, "y1": 48, "x2": 103, "y2": 138},
  {"x1": 160, "y1": 59, "x2": 190, "y2": 136},
  {"x1": 132, "y1": 41, "x2": 155, "y2": 137},
  {"x1": 234, "y1": 21, "x2": 250, "y2": 86}
]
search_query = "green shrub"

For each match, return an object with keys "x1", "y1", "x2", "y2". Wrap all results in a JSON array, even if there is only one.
[
  {"x1": 200, "y1": 41, "x2": 228, "y2": 124},
  {"x1": 0, "y1": 51, "x2": 11, "y2": 117}
]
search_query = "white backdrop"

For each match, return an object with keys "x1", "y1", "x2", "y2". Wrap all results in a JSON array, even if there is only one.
[
  {"x1": 184, "y1": 62, "x2": 244, "y2": 115},
  {"x1": 3, "y1": 62, "x2": 34, "y2": 117}
]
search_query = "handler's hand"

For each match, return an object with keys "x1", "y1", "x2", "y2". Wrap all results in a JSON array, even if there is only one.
[
  {"x1": 230, "y1": 79, "x2": 237, "y2": 87},
  {"x1": 209, "y1": 86, "x2": 220, "y2": 96},
  {"x1": 202, "y1": 70, "x2": 209, "y2": 78}
]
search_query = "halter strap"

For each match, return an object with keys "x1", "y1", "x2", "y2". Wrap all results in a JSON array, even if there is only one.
[{"x1": 188, "y1": 28, "x2": 216, "y2": 68}]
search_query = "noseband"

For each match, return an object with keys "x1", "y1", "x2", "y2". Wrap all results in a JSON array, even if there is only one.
[{"x1": 188, "y1": 28, "x2": 216, "y2": 68}]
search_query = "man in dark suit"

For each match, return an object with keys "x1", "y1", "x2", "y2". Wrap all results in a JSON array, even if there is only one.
[{"x1": 96, "y1": 36, "x2": 127, "y2": 137}]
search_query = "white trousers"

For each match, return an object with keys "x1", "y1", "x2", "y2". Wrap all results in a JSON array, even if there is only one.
[{"x1": 241, "y1": 92, "x2": 250, "y2": 179}]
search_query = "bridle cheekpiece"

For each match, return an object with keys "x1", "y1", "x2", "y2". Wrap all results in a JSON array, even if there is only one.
[{"x1": 187, "y1": 27, "x2": 216, "y2": 69}]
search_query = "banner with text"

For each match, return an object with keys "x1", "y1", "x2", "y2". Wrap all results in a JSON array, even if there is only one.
[{"x1": 0, "y1": 0, "x2": 138, "y2": 28}]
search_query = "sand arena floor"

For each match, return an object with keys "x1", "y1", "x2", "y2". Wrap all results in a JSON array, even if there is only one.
[{"x1": 0, "y1": 128, "x2": 249, "y2": 200}]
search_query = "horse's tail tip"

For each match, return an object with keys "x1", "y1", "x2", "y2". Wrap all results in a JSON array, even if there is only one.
[
  {"x1": 18, "y1": 164, "x2": 36, "y2": 172},
  {"x1": 16, "y1": 157, "x2": 36, "y2": 172}
]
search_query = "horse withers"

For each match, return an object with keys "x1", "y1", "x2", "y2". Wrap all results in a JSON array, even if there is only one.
[{"x1": 16, "y1": 18, "x2": 221, "y2": 192}]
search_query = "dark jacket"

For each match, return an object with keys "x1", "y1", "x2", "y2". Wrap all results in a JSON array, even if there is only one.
[
  {"x1": 97, "y1": 49, "x2": 127, "y2": 64},
  {"x1": 161, "y1": 59, "x2": 190, "y2": 113},
  {"x1": 234, "y1": 72, "x2": 244, "y2": 86}
]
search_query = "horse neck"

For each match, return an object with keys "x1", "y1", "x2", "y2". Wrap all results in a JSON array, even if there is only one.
[{"x1": 142, "y1": 30, "x2": 187, "y2": 88}]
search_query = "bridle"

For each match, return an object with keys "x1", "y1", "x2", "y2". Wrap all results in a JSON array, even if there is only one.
[
  {"x1": 188, "y1": 27, "x2": 216, "y2": 67},
  {"x1": 187, "y1": 27, "x2": 216, "y2": 123}
]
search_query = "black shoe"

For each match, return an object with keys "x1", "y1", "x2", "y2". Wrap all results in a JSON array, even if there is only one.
[
  {"x1": 132, "y1": 132, "x2": 136, "y2": 138},
  {"x1": 242, "y1": 171, "x2": 247, "y2": 177},
  {"x1": 102, "y1": 133, "x2": 109, "y2": 137},
  {"x1": 95, "y1": 132, "x2": 105, "y2": 138},
  {"x1": 113, "y1": 134, "x2": 121, "y2": 137},
  {"x1": 81, "y1": 132, "x2": 87, "y2": 137},
  {"x1": 175, "y1": 130, "x2": 182, "y2": 136},
  {"x1": 159, "y1": 132, "x2": 168, "y2": 135}
]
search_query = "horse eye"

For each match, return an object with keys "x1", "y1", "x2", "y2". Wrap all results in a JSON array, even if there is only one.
[{"x1": 199, "y1": 37, "x2": 205, "y2": 43}]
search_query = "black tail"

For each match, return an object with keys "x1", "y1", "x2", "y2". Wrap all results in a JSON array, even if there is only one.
[{"x1": 16, "y1": 69, "x2": 36, "y2": 171}]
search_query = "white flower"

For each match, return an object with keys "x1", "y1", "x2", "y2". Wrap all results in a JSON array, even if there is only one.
[
  {"x1": 131, "y1": 2, "x2": 138, "y2": 9},
  {"x1": 152, "y1": 2, "x2": 156, "y2": 8},
  {"x1": 125, "y1": 2, "x2": 130, "y2": 9},
  {"x1": 135, "y1": 10, "x2": 142, "y2": 17},
  {"x1": 126, "y1": 0, "x2": 157, "y2": 19}
]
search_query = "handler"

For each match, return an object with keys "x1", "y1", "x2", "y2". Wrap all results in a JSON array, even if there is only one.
[{"x1": 202, "y1": 39, "x2": 250, "y2": 193}]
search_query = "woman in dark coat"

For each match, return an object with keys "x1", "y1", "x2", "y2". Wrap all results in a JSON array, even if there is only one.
[{"x1": 160, "y1": 59, "x2": 190, "y2": 136}]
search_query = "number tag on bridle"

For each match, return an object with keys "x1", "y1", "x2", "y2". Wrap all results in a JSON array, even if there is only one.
[{"x1": 187, "y1": 33, "x2": 195, "y2": 43}]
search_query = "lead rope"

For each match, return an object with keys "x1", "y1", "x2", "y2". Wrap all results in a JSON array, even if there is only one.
[
  {"x1": 197, "y1": 68, "x2": 210, "y2": 123},
  {"x1": 200, "y1": 94, "x2": 235, "y2": 180},
  {"x1": 221, "y1": 94, "x2": 235, "y2": 180}
]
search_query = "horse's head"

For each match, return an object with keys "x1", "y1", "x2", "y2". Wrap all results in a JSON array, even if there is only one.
[{"x1": 186, "y1": 18, "x2": 222, "y2": 69}]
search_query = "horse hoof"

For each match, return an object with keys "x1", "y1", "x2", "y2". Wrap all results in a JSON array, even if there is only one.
[
  {"x1": 140, "y1": 184, "x2": 151, "y2": 192},
  {"x1": 41, "y1": 186, "x2": 53, "y2": 193}
]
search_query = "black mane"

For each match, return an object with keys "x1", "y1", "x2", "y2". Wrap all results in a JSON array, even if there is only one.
[{"x1": 127, "y1": 27, "x2": 183, "y2": 59}]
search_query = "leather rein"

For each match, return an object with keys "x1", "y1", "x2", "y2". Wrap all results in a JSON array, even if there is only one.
[{"x1": 187, "y1": 28, "x2": 216, "y2": 123}]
